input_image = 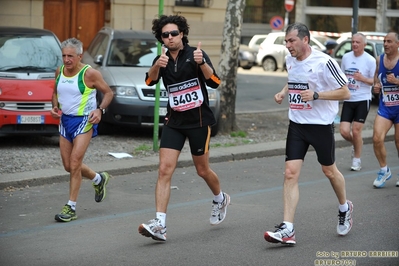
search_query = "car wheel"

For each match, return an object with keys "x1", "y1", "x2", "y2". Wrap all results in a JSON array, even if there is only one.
[
  {"x1": 241, "y1": 65, "x2": 252, "y2": 70},
  {"x1": 262, "y1": 57, "x2": 277, "y2": 72}
]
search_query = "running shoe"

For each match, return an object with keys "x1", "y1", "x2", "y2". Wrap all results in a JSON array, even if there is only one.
[
  {"x1": 93, "y1": 172, "x2": 110, "y2": 202},
  {"x1": 210, "y1": 192, "x2": 230, "y2": 225},
  {"x1": 337, "y1": 200, "x2": 353, "y2": 236},
  {"x1": 138, "y1": 218, "x2": 167, "y2": 241},
  {"x1": 373, "y1": 168, "x2": 392, "y2": 188},
  {"x1": 264, "y1": 223, "x2": 296, "y2": 245},
  {"x1": 54, "y1": 204, "x2": 77, "y2": 222},
  {"x1": 350, "y1": 160, "x2": 361, "y2": 171}
]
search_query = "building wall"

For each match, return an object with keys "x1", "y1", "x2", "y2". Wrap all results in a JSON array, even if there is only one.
[{"x1": 0, "y1": 0, "x2": 43, "y2": 28}]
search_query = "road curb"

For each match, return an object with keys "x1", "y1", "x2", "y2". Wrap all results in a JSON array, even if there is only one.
[{"x1": 1, "y1": 129, "x2": 394, "y2": 190}]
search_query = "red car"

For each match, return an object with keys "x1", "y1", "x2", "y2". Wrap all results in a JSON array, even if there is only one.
[{"x1": 0, "y1": 27, "x2": 62, "y2": 136}]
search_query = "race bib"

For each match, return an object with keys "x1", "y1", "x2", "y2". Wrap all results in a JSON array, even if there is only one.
[
  {"x1": 288, "y1": 82, "x2": 313, "y2": 110},
  {"x1": 168, "y1": 78, "x2": 204, "y2": 111},
  {"x1": 345, "y1": 68, "x2": 359, "y2": 91},
  {"x1": 382, "y1": 85, "x2": 399, "y2": 106}
]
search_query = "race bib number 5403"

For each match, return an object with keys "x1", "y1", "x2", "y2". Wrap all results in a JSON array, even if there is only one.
[{"x1": 168, "y1": 78, "x2": 204, "y2": 111}]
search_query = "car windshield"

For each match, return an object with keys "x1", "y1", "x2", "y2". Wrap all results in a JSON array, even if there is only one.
[
  {"x1": 0, "y1": 34, "x2": 62, "y2": 72},
  {"x1": 375, "y1": 43, "x2": 384, "y2": 56},
  {"x1": 107, "y1": 38, "x2": 158, "y2": 67}
]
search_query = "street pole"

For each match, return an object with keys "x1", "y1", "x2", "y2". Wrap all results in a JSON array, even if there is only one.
[
  {"x1": 153, "y1": 0, "x2": 164, "y2": 151},
  {"x1": 352, "y1": 0, "x2": 359, "y2": 36}
]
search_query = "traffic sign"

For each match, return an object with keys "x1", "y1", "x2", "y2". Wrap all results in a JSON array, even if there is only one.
[
  {"x1": 285, "y1": 0, "x2": 295, "y2": 12},
  {"x1": 270, "y1": 16, "x2": 284, "y2": 30}
]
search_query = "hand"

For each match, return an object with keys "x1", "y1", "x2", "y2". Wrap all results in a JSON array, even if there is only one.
[
  {"x1": 353, "y1": 71, "x2": 363, "y2": 81},
  {"x1": 373, "y1": 82, "x2": 382, "y2": 94},
  {"x1": 299, "y1": 90, "x2": 315, "y2": 102},
  {"x1": 386, "y1": 73, "x2": 397, "y2": 84},
  {"x1": 88, "y1": 109, "x2": 102, "y2": 124},
  {"x1": 274, "y1": 92, "x2": 285, "y2": 104},
  {"x1": 156, "y1": 46, "x2": 169, "y2": 68},
  {"x1": 193, "y1": 42, "x2": 203, "y2": 65},
  {"x1": 50, "y1": 107, "x2": 61, "y2": 118}
]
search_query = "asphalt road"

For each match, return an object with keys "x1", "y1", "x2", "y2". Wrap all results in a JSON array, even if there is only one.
[
  {"x1": 1, "y1": 142, "x2": 398, "y2": 266},
  {"x1": 236, "y1": 67, "x2": 289, "y2": 113}
]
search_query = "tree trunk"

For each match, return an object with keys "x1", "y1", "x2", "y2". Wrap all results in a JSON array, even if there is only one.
[{"x1": 217, "y1": 0, "x2": 246, "y2": 134}]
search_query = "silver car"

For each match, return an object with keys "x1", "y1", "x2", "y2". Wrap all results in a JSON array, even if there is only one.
[{"x1": 82, "y1": 27, "x2": 221, "y2": 135}]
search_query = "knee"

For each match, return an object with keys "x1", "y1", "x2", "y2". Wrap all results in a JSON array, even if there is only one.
[
  {"x1": 158, "y1": 162, "x2": 175, "y2": 179},
  {"x1": 196, "y1": 167, "x2": 213, "y2": 178},
  {"x1": 284, "y1": 168, "x2": 298, "y2": 182}
]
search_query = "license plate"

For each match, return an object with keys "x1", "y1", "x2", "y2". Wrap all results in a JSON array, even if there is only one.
[
  {"x1": 159, "y1": 107, "x2": 167, "y2": 116},
  {"x1": 18, "y1": 115, "x2": 44, "y2": 124}
]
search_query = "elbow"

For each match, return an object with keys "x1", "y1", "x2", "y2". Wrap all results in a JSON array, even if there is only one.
[{"x1": 343, "y1": 87, "x2": 351, "y2": 100}]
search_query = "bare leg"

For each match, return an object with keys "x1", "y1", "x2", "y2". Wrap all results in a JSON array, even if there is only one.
[
  {"x1": 283, "y1": 159, "x2": 302, "y2": 223},
  {"x1": 155, "y1": 148, "x2": 180, "y2": 213}
]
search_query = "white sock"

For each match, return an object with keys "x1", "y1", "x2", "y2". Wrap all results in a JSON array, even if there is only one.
[
  {"x1": 156, "y1": 212, "x2": 166, "y2": 227},
  {"x1": 339, "y1": 202, "x2": 349, "y2": 212},
  {"x1": 213, "y1": 191, "x2": 224, "y2": 203},
  {"x1": 353, "y1": 157, "x2": 361, "y2": 163},
  {"x1": 380, "y1": 166, "x2": 388, "y2": 172},
  {"x1": 67, "y1": 200, "x2": 76, "y2": 210},
  {"x1": 283, "y1": 221, "x2": 294, "y2": 231},
  {"x1": 92, "y1": 173, "x2": 101, "y2": 185}
]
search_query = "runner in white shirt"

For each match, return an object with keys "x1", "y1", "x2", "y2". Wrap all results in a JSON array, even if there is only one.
[
  {"x1": 340, "y1": 33, "x2": 376, "y2": 171},
  {"x1": 263, "y1": 22, "x2": 353, "y2": 245}
]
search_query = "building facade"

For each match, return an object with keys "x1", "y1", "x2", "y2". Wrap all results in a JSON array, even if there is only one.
[{"x1": 0, "y1": 0, "x2": 398, "y2": 63}]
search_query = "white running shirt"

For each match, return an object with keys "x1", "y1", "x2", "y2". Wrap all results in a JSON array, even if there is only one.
[
  {"x1": 341, "y1": 51, "x2": 376, "y2": 102},
  {"x1": 286, "y1": 48, "x2": 348, "y2": 125}
]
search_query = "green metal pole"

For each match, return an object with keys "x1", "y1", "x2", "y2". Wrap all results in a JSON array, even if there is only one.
[{"x1": 153, "y1": 0, "x2": 164, "y2": 151}]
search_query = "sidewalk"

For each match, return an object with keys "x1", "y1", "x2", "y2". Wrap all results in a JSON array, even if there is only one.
[{"x1": 1, "y1": 128, "x2": 394, "y2": 190}]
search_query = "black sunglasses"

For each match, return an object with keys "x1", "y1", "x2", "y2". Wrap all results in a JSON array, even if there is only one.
[{"x1": 161, "y1": 30, "x2": 180, "y2": 38}]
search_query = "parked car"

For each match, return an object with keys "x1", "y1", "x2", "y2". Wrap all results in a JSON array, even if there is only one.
[
  {"x1": 82, "y1": 27, "x2": 221, "y2": 136},
  {"x1": 256, "y1": 32, "x2": 326, "y2": 71},
  {"x1": 335, "y1": 31, "x2": 386, "y2": 44},
  {"x1": 239, "y1": 44, "x2": 257, "y2": 70},
  {"x1": 248, "y1": 34, "x2": 268, "y2": 50},
  {"x1": 0, "y1": 27, "x2": 62, "y2": 136},
  {"x1": 331, "y1": 38, "x2": 384, "y2": 102}
]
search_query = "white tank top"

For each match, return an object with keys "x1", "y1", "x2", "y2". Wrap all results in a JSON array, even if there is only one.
[{"x1": 56, "y1": 64, "x2": 97, "y2": 116}]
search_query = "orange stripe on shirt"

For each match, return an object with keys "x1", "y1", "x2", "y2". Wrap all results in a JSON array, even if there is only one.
[{"x1": 210, "y1": 74, "x2": 221, "y2": 85}]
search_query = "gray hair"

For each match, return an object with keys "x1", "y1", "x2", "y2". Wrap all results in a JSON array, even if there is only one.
[
  {"x1": 286, "y1": 22, "x2": 310, "y2": 44},
  {"x1": 352, "y1": 33, "x2": 367, "y2": 43},
  {"x1": 61, "y1": 38, "x2": 83, "y2": 55}
]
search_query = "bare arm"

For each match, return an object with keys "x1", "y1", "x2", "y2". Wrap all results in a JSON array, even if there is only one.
[
  {"x1": 274, "y1": 84, "x2": 288, "y2": 104},
  {"x1": 50, "y1": 67, "x2": 61, "y2": 118}
]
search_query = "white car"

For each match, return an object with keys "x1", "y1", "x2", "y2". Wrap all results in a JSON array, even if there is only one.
[
  {"x1": 256, "y1": 32, "x2": 326, "y2": 72},
  {"x1": 248, "y1": 34, "x2": 268, "y2": 51},
  {"x1": 335, "y1": 31, "x2": 386, "y2": 44}
]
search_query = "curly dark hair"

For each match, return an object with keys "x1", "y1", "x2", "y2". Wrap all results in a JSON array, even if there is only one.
[{"x1": 152, "y1": 15, "x2": 190, "y2": 44}]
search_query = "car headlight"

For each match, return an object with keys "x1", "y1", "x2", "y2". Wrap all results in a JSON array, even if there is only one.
[{"x1": 110, "y1": 86, "x2": 138, "y2": 98}]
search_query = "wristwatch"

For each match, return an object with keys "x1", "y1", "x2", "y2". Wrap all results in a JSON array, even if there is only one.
[
  {"x1": 98, "y1": 106, "x2": 106, "y2": 115},
  {"x1": 313, "y1": 91, "x2": 319, "y2": 100},
  {"x1": 198, "y1": 58, "x2": 206, "y2": 66}
]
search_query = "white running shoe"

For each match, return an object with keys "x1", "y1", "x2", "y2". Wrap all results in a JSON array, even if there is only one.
[
  {"x1": 264, "y1": 223, "x2": 296, "y2": 245},
  {"x1": 210, "y1": 192, "x2": 230, "y2": 225},
  {"x1": 373, "y1": 168, "x2": 392, "y2": 188},
  {"x1": 337, "y1": 200, "x2": 353, "y2": 236},
  {"x1": 138, "y1": 218, "x2": 167, "y2": 241},
  {"x1": 350, "y1": 160, "x2": 361, "y2": 171}
]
